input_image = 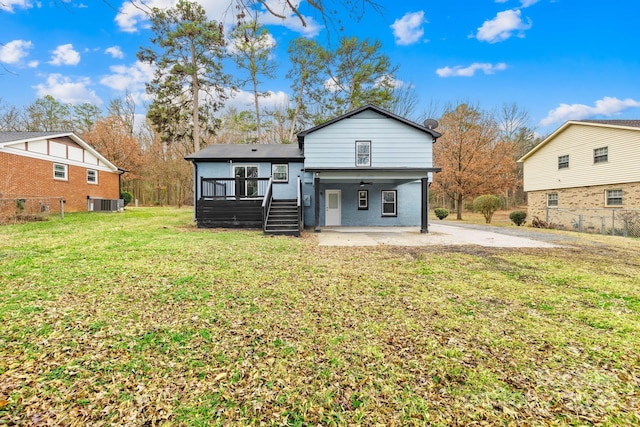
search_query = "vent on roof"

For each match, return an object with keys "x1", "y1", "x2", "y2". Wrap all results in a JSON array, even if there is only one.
[{"x1": 251, "y1": 148, "x2": 258, "y2": 151}]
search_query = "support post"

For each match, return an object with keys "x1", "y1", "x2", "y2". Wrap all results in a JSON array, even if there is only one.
[
  {"x1": 314, "y1": 175, "x2": 321, "y2": 232},
  {"x1": 421, "y1": 177, "x2": 429, "y2": 233}
]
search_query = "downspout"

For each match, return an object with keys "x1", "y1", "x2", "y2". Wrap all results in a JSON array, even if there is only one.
[{"x1": 193, "y1": 161, "x2": 198, "y2": 222}]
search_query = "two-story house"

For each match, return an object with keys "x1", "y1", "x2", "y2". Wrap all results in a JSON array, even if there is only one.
[
  {"x1": 0, "y1": 131, "x2": 123, "y2": 214},
  {"x1": 185, "y1": 105, "x2": 441, "y2": 235},
  {"x1": 518, "y1": 120, "x2": 640, "y2": 229}
]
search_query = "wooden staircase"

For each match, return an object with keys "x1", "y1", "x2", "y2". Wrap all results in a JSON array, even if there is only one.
[{"x1": 264, "y1": 199, "x2": 301, "y2": 236}]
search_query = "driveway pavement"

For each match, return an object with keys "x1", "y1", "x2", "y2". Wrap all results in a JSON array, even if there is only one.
[{"x1": 317, "y1": 223, "x2": 572, "y2": 248}]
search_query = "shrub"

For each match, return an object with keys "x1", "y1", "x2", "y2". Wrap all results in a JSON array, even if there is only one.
[
  {"x1": 120, "y1": 191, "x2": 133, "y2": 207},
  {"x1": 472, "y1": 195, "x2": 502, "y2": 224},
  {"x1": 531, "y1": 216, "x2": 557, "y2": 229},
  {"x1": 509, "y1": 210, "x2": 527, "y2": 226},
  {"x1": 434, "y1": 208, "x2": 449, "y2": 220}
]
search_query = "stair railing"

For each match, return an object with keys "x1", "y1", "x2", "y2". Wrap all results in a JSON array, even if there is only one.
[{"x1": 261, "y1": 177, "x2": 273, "y2": 233}]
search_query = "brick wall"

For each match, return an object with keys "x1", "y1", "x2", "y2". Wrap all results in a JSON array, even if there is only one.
[
  {"x1": 528, "y1": 182, "x2": 640, "y2": 222},
  {"x1": 0, "y1": 152, "x2": 120, "y2": 212}
]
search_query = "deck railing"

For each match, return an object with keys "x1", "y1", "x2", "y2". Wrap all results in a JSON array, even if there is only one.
[{"x1": 200, "y1": 177, "x2": 271, "y2": 200}]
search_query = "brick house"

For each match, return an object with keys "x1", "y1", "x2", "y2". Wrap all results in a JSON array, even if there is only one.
[
  {"x1": 518, "y1": 120, "x2": 640, "y2": 229},
  {"x1": 0, "y1": 131, "x2": 123, "y2": 213}
]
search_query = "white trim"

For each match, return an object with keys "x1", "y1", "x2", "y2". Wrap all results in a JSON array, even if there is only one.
[
  {"x1": 87, "y1": 169, "x2": 98, "y2": 185},
  {"x1": 53, "y1": 163, "x2": 68, "y2": 181},
  {"x1": 0, "y1": 146, "x2": 115, "y2": 172},
  {"x1": 0, "y1": 132, "x2": 120, "y2": 172}
]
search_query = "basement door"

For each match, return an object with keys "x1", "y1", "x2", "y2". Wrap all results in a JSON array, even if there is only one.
[{"x1": 325, "y1": 189, "x2": 341, "y2": 226}]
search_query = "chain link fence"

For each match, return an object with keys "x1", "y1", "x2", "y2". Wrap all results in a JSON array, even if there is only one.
[
  {"x1": 0, "y1": 196, "x2": 64, "y2": 225},
  {"x1": 545, "y1": 207, "x2": 640, "y2": 238}
]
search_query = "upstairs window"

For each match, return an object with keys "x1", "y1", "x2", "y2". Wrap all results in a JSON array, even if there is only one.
[
  {"x1": 594, "y1": 147, "x2": 608, "y2": 164},
  {"x1": 272, "y1": 164, "x2": 288, "y2": 183},
  {"x1": 558, "y1": 155, "x2": 569, "y2": 169},
  {"x1": 356, "y1": 140, "x2": 371, "y2": 167},
  {"x1": 605, "y1": 189, "x2": 623, "y2": 206},
  {"x1": 53, "y1": 163, "x2": 68, "y2": 181},
  {"x1": 547, "y1": 192, "x2": 558, "y2": 207},
  {"x1": 87, "y1": 169, "x2": 98, "y2": 184}
]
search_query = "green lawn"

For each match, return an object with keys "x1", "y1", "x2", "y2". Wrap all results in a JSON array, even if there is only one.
[{"x1": 1, "y1": 207, "x2": 639, "y2": 426}]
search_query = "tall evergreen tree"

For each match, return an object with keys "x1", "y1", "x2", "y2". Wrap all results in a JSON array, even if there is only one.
[
  {"x1": 229, "y1": 20, "x2": 277, "y2": 143},
  {"x1": 137, "y1": 0, "x2": 231, "y2": 153}
]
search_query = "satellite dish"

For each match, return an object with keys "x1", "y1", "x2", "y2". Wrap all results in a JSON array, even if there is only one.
[{"x1": 424, "y1": 119, "x2": 439, "y2": 130}]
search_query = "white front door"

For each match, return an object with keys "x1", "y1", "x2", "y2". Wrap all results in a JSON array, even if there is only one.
[{"x1": 325, "y1": 189, "x2": 341, "y2": 226}]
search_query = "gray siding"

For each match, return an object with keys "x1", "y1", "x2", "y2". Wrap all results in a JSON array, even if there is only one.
[{"x1": 304, "y1": 110, "x2": 433, "y2": 169}]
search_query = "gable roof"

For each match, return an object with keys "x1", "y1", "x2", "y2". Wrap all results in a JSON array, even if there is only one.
[
  {"x1": 0, "y1": 131, "x2": 121, "y2": 172},
  {"x1": 185, "y1": 143, "x2": 304, "y2": 162},
  {"x1": 296, "y1": 104, "x2": 441, "y2": 147},
  {"x1": 518, "y1": 119, "x2": 640, "y2": 163}
]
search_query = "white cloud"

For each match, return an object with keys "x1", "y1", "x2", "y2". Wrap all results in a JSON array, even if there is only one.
[
  {"x1": 227, "y1": 30, "x2": 277, "y2": 55},
  {"x1": 115, "y1": 0, "x2": 174, "y2": 33},
  {"x1": 100, "y1": 61, "x2": 155, "y2": 104},
  {"x1": 226, "y1": 88, "x2": 289, "y2": 111},
  {"x1": 28, "y1": 60, "x2": 39, "y2": 68},
  {"x1": 49, "y1": 44, "x2": 80, "y2": 66},
  {"x1": 376, "y1": 75, "x2": 405, "y2": 89},
  {"x1": 324, "y1": 77, "x2": 341, "y2": 93},
  {"x1": 390, "y1": 11, "x2": 427, "y2": 46},
  {"x1": 115, "y1": 0, "x2": 321, "y2": 37},
  {"x1": 105, "y1": 46, "x2": 124, "y2": 59},
  {"x1": 0, "y1": 0, "x2": 34, "y2": 12},
  {"x1": 436, "y1": 62, "x2": 507, "y2": 77},
  {"x1": 34, "y1": 74, "x2": 102, "y2": 105},
  {"x1": 540, "y1": 97, "x2": 640, "y2": 126},
  {"x1": 0, "y1": 39, "x2": 33, "y2": 64},
  {"x1": 520, "y1": 0, "x2": 540, "y2": 7},
  {"x1": 476, "y1": 9, "x2": 532, "y2": 43}
]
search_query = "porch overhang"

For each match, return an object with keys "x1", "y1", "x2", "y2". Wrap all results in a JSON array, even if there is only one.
[
  {"x1": 310, "y1": 167, "x2": 441, "y2": 233},
  {"x1": 308, "y1": 168, "x2": 441, "y2": 185}
]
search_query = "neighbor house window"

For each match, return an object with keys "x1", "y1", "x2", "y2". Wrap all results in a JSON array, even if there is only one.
[
  {"x1": 558, "y1": 155, "x2": 569, "y2": 169},
  {"x1": 53, "y1": 163, "x2": 68, "y2": 181},
  {"x1": 358, "y1": 190, "x2": 368, "y2": 210},
  {"x1": 272, "y1": 164, "x2": 288, "y2": 183},
  {"x1": 356, "y1": 140, "x2": 371, "y2": 167},
  {"x1": 605, "y1": 189, "x2": 623, "y2": 206},
  {"x1": 87, "y1": 169, "x2": 98, "y2": 184},
  {"x1": 547, "y1": 193, "x2": 558, "y2": 207},
  {"x1": 381, "y1": 190, "x2": 397, "y2": 216},
  {"x1": 594, "y1": 147, "x2": 608, "y2": 163}
]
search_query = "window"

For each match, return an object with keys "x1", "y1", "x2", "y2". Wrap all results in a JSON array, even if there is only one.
[
  {"x1": 605, "y1": 189, "x2": 623, "y2": 206},
  {"x1": 558, "y1": 155, "x2": 569, "y2": 169},
  {"x1": 358, "y1": 190, "x2": 368, "y2": 210},
  {"x1": 594, "y1": 147, "x2": 608, "y2": 164},
  {"x1": 53, "y1": 163, "x2": 68, "y2": 181},
  {"x1": 87, "y1": 169, "x2": 98, "y2": 184},
  {"x1": 272, "y1": 164, "x2": 288, "y2": 183},
  {"x1": 356, "y1": 140, "x2": 371, "y2": 167},
  {"x1": 547, "y1": 193, "x2": 558, "y2": 207},
  {"x1": 381, "y1": 190, "x2": 397, "y2": 216}
]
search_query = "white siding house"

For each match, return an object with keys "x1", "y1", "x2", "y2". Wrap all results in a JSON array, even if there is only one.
[{"x1": 518, "y1": 120, "x2": 640, "y2": 231}]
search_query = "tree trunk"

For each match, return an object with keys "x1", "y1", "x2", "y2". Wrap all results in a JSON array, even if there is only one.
[
  {"x1": 253, "y1": 75, "x2": 261, "y2": 143},
  {"x1": 191, "y1": 41, "x2": 200, "y2": 153},
  {"x1": 456, "y1": 193, "x2": 464, "y2": 220}
]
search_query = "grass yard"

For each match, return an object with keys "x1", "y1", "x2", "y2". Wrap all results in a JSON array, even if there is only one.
[{"x1": 1, "y1": 207, "x2": 639, "y2": 426}]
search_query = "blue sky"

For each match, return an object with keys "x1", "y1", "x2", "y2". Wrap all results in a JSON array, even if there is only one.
[{"x1": 1, "y1": 0, "x2": 639, "y2": 136}]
